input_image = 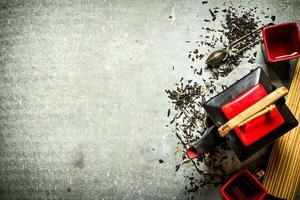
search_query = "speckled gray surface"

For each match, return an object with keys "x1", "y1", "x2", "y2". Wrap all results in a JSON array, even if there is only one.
[{"x1": 0, "y1": 0, "x2": 299, "y2": 199}]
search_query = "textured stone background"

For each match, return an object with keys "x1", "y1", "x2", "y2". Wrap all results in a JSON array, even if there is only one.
[{"x1": 0, "y1": 0, "x2": 299, "y2": 199}]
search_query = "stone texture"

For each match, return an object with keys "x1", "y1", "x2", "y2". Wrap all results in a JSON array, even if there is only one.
[{"x1": 0, "y1": 0, "x2": 299, "y2": 199}]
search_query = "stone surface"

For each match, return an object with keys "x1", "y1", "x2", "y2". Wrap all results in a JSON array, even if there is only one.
[{"x1": 0, "y1": 0, "x2": 299, "y2": 199}]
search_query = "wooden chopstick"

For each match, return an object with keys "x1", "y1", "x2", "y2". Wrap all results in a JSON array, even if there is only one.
[{"x1": 237, "y1": 104, "x2": 276, "y2": 127}]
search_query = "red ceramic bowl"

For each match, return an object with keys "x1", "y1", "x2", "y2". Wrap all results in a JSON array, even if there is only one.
[
  {"x1": 262, "y1": 22, "x2": 300, "y2": 62},
  {"x1": 220, "y1": 169, "x2": 267, "y2": 200}
]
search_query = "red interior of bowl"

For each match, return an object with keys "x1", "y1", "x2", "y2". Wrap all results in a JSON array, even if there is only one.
[
  {"x1": 262, "y1": 22, "x2": 300, "y2": 62},
  {"x1": 220, "y1": 169, "x2": 267, "y2": 200},
  {"x1": 221, "y1": 83, "x2": 284, "y2": 146}
]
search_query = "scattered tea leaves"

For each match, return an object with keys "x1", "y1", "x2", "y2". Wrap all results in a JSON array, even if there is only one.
[
  {"x1": 175, "y1": 164, "x2": 181, "y2": 172},
  {"x1": 271, "y1": 16, "x2": 276, "y2": 21},
  {"x1": 209, "y1": 9, "x2": 216, "y2": 21}
]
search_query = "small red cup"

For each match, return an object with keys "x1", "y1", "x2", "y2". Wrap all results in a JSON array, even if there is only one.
[
  {"x1": 262, "y1": 22, "x2": 300, "y2": 62},
  {"x1": 220, "y1": 169, "x2": 267, "y2": 200}
]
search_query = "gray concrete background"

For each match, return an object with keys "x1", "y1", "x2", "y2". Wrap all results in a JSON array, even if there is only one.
[{"x1": 0, "y1": 0, "x2": 299, "y2": 199}]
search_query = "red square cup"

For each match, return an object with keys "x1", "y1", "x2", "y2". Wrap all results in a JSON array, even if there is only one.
[
  {"x1": 220, "y1": 169, "x2": 267, "y2": 200},
  {"x1": 262, "y1": 22, "x2": 300, "y2": 62}
]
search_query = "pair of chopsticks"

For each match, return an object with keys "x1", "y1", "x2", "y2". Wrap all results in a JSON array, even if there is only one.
[{"x1": 218, "y1": 87, "x2": 288, "y2": 137}]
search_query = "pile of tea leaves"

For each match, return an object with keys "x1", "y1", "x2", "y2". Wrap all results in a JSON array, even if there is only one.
[
  {"x1": 188, "y1": 4, "x2": 276, "y2": 78},
  {"x1": 166, "y1": 2, "x2": 276, "y2": 199}
]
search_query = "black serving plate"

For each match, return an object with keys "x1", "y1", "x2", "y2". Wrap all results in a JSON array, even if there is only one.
[{"x1": 203, "y1": 67, "x2": 298, "y2": 161}]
